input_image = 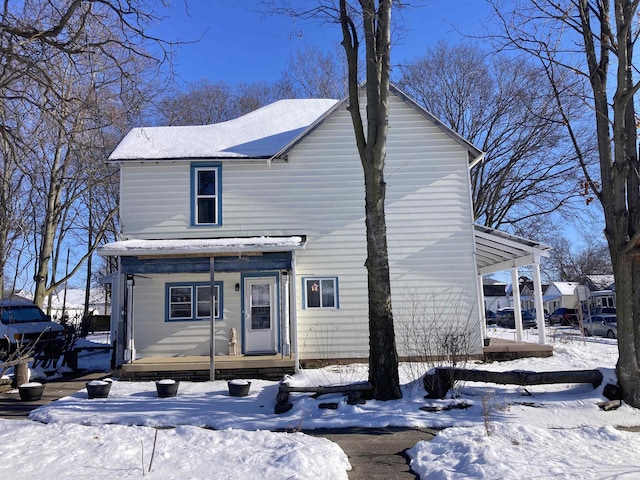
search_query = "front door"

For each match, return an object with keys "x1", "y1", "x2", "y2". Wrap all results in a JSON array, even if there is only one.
[{"x1": 244, "y1": 277, "x2": 277, "y2": 354}]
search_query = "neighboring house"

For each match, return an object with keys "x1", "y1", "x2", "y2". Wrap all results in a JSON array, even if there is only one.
[
  {"x1": 582, "y1": 275, "x2": 616, "y2": 309},
  {"x1": 98, "y1": 85, "x2": 551, "y2": 376},
  {"x1": 483, "y1": 282, "x2": 508, "y2": 314},
  {"x1": 544, "y1": 282, "x2": 581, "y2": 312}
]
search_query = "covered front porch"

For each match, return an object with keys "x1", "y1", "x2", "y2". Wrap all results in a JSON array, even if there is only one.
[{"x1": 97, "y1": 236, "x2": 306, "y2": 380}]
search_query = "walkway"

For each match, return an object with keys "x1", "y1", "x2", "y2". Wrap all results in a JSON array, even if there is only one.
[{"x1": 307, "y1": 427, "x2": 437, "y2": 480}]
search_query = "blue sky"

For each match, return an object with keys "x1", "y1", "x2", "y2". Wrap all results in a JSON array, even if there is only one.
[{"x1": 151, "y1": 1, "x2": 494, "y2": 85}]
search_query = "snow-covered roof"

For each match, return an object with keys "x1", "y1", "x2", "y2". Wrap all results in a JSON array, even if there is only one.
[
  {"x1": 97, "y1": 236, "x2": 306, "y2": 257},
  {"x1": 584, "y1": 274, "x2": 615, "y2": 290},
  {"x1": 109, "y1": 99, "x2": 339, "y2": 161},
  {"x1": 549, "y1": 281, "x2": 580, "y2": 296}
]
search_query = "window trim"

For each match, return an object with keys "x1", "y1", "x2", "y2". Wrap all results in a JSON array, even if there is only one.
[
  {"x1": 190, "y1": 162, "x2": 222, "y2": 227},
  {"x1": 166, "y1": 281, "x2": 223, "y2": 322},
  {"x1": 302, "y1": 277, "x2": 339, "y2": 309}
]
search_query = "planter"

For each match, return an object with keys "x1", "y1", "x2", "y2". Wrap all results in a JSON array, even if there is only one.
[
  {"x1": 156, "y1": 379, "x2": 180, "y2": 398},
  {"x1": 19, "y1": 382, "x2": 45, "y2": 401},
  {"x1": 484, "y1": 338, "x2": 491, "y2": 347},
  {"x1": 228, "y1": 380, "x2": 251, "y2": 397},
  {"x1": 86, "y1": 380, "x2": 112, "y2": 399}
]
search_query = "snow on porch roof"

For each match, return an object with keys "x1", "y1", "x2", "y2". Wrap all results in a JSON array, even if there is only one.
[
  {"x1": 475, "y1": 225, "x2": 552, "y2": 275},
  {"x1": 97, "y1": 236, "x2": 306, "y2": 257},
  {"x1": 109, "y1": 99, "x2": 339, "y2": 161}
]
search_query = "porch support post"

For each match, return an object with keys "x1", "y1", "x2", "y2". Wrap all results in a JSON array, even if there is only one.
[
  {"x1": 511, "y1": 267, "x2": 523, "y2": 342},
  {"x1": 477, "y1": 274, "x2": 487, "y2": 341},
  {"x1": 532, "y1": 256, "x2": 547, "y2": 344},
  {"x1": 114, "y1": 258, "x2": 125, "y2": 367},
  {"x1": 282, "y1": 271, "x2": 291, "y2": 356},
  {"x1": 209, "y1": 256, "x2": 216, "y2": 381},
  {"x1": 124, "y1": 274, "x2": 136, "y2": 363},
  {"x1": 291, "y1": 251, "x2": 299, "y2": 371}
]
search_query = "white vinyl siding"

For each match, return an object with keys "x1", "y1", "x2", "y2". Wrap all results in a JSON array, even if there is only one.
[
  {"x1": 119, "y1": 93, "x2": 482, "y2": 360},
  {"x1": 133, "y1": 273, "x2": 237, "y2": 358}
]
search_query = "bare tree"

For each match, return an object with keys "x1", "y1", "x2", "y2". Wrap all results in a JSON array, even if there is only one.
[
  {"x1": 544, "y1": 236, "x2": 612, "y2": 281},
  {"x1": 158, "y1": 80, "x2": 238, "y2": 126},
  {"x1": 398, "y1": 42, "x2": 584, "y2": 230},
  {"x1": 0, "y1": 102, "x2": 32, "y2": 295},
  {"x1": 262, "y1": 0, "x2": 402, "y2": 400},
  {"x1": 157, "y1": 78, "x2": 291, "y2": 126},
  {"x1": 491, "y1": 0, "x2": 640, "y2": 407},
  {"x1": 0, "y1": 1, "x2": 174, "y2": 303},
  {"x1": 279, "y1": 46, "x2": 347, "y2": 98},
  {"x1": 25, "y1": 60, "x2": 122, "y2": 307}
]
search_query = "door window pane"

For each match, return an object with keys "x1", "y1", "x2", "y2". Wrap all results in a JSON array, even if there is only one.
[{"x1": 251, "y1": 284, "x2": 271, "y2": 329}]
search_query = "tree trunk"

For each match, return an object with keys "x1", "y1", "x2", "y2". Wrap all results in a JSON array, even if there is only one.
[
  {"x1": 337, "y1": 0, "x2": 401, "y2": 400},
  {"x1": 363, "y1": 152, "x2": 401, "y2": 400}
]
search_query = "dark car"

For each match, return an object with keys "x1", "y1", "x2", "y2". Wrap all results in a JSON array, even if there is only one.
[
  {"x1": 496, "y1": 308, "x2": 537, "y2": 329},
  {"x1": 485, "y1": 310, "x2": 497, "y2": 325},
  {"x1": 548, "y1": 307, "x2": 580, "y2": 326}
]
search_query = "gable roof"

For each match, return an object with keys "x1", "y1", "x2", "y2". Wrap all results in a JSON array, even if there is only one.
[
  {"x1": 109, "y1": 84, "x2": 484, "y2": 163},
  {"x1": 109, "y1": 99, "x2": 339, "y2": 161},
  {"x1": 547, "y1": 281, "x2": 580, "y2": 296}
]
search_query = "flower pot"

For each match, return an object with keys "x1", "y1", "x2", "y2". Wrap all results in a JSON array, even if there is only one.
[
  {"x1": 228, "y1": 380, "x2": 251, "y2": 397},
  {"x1": 86, "y1": 380, "x2": 112, "y2": 399},
  {"x1": 484, "y1": 338, "x2": 491, "y2": 347},
  {"x1": 156, "y1": 379, "x2": 180, "y2": 398},
  {"x1": 19, "y1": 382, "x2": 45, "y2": 401}
]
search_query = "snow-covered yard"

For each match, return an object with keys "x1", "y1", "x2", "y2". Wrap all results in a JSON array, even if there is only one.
[{"x1": 2, "y1": 327, "x2": 640, "y2": 479}]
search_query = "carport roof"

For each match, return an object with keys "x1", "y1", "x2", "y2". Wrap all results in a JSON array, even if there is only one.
[{"x1": 475, "y1": 225, "x2": 551, "y2": 275}]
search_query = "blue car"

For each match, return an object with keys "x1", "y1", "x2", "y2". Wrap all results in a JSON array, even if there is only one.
[{"x1": 496, "y1": 308, "x2": 537, "y2": 329}]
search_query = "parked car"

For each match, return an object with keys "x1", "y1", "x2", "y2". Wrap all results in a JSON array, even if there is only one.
[
  {"x1": 496, "y1": 308, "x2": 537, "y2": 329},
  {"x1": 582, "y1": 314, "x2": 617, "y2": 339},
  {"x1": 485, "y1": 310, "x2": 497, "y2": 325},
  {"x1": 525, "y1": 308, "x2": 549, "y2": 320},
  {"x1": 590, "y1": 306, "x2": 616, "y2": 316},
  {"x1": 548, "y1": 307, "x2": 580, "y2": 326},
  {"x1": 0, "y1": 299, "x2": 65, "y2": 357}
]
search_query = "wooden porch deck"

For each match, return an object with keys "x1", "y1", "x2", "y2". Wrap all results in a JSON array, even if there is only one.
[
  {"x1": 118, "y1": 354, "x2": 296, "y2": 381},
  {"x1": 483, "y1": 337, "x2": 553, "y2": 361}
]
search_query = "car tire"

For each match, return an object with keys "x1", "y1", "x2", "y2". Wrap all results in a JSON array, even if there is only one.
[
  {"x1": 583, "y1": 329, "x2": 591, "y2": 337},
  {"x1": 607, "y1": 330, "x2": 616, "y2": 339}
]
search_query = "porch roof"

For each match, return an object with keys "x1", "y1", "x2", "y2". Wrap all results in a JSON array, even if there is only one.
[
  {"x1": 97, "y1": 236, "x2": 306, "y2": 257},
  {"x1": 474, "y1": 225, "x2": 551, "y2": 275}
]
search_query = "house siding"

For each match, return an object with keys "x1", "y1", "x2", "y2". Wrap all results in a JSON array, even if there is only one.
[
  {"x1": 132, "y1": 272, "x2": 240, "y2": 358},
  {"x1": 118, "y1": 94, "x2": 481, "y2": 360}
]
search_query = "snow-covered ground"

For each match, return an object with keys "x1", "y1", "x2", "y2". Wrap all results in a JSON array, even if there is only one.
[{"x1": 2, "y1": 327, "x2": 640, "y2": 479}]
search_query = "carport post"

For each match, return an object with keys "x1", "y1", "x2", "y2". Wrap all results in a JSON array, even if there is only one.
[
  {"x1": 511, "y1": 267, "x2": 523, "y2": 342},
  {"x1": 210, "y1": 257, "x2": 216, "y2": 381},
  {"x1": 532, "y1": 258, "x2": 547, "y2": 344}
]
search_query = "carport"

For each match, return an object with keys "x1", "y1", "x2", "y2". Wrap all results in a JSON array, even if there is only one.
[{"x1": 474, "y1": 225, "x2": 553, "y2": 344}]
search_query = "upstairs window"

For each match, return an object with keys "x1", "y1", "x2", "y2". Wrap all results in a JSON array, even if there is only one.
[
  {"x1": 191, "y1": 164, "x2": 221, "y2": 226},
  {"x1": 303, "y1": 277, "x2": 339, "y2": 309}
]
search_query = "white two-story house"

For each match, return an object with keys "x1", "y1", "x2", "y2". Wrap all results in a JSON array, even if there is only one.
[{"x1": 99, "y1": 85, "x2": 551, "y2": 379}]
